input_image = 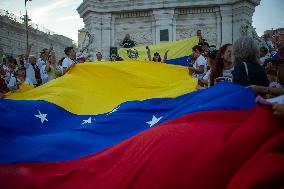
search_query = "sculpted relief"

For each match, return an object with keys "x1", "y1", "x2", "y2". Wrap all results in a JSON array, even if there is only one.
[
  {"x1": 115, "y1": 31, "x2": 152, "y2": 47},
  {"x1": 177, "y1": 27, "x2": 217, "y2": 46}
]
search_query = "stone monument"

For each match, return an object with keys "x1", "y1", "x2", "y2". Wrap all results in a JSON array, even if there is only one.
[{"x1": 77, "y1": 0, "x2": 261, "y2": 60}]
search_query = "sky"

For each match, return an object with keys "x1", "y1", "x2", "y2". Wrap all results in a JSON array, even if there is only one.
[
  {"x1": 0, "y1": 0, "x2": 84, "y2": 43},
  {"x1": 0, "y1": 0, "x2": 283, "y2": 43}
]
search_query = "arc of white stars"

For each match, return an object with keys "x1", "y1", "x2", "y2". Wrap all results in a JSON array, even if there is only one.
[
  {"x1": 107, "y1": 106, "x2": 120, "y2": 115},
  {"x1": 35, "y1": 110, "x2": 48, "y2": 124},
  {"x1": 147, "y1": 115, "x2": 163, "y2": 127}
]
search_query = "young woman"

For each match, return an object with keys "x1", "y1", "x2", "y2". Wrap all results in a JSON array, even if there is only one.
[
  {"x1": 45, "y1": 54, "x2": 62, "y2": 81},
  {"x1": 188, "y1": 45, "x2": 207, "y2": 79},
  {"x1": 210, "y1": 44, "x2": 234, "y2": 86}
]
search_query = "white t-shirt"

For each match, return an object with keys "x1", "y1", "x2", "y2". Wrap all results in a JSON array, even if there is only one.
[
  {"x1": 203, "y1": 70, "x2": 211, "y2": 82},
  {"x1": 269, "y1": 82, "x2": 283, "y2": 89},
  {"x1": 37, "y1": 58, "x2": 47, "y2": 69},
  {"x1": 62, "y1": 57, "x2": 75, "y2": 69},
  {"x1": 8, "y1": 77, "x2": 34, "y2": 89},
  {"x1": 192, "y1": 55, "x2": 207, "y2": 79},
  {"x1": 40, "y1": 65, "x2": 49, "y2": 84},
  {"x1": 2, "y1": 65, "x2": 13, "y2": 84},
  {"x1": 25, "y1": 61, "x2": 37, "y2": 85},
  {"x1": 221, "y1": 67, "x2": 234, "y2": 82}
]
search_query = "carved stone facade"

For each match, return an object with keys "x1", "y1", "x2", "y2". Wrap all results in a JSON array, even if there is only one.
[
  {"x1": 113, "y1": 12, "x2": 153, "y2": 47},
  {"x1": 175, "y1": 8, "x2": 218, "y2": 46},
  {"x1": 77, "y1": 0, "x2": 261, "y2": 60}
]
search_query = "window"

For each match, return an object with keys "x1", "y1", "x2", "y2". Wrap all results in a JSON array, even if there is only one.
[{"x1": 160, "y1": 29, "x2": 169, "y2": 42}]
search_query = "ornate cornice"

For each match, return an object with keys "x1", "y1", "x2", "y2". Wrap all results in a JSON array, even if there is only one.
[{"x1": 77, "y1": 0, "x2": 261, "y2": 18}]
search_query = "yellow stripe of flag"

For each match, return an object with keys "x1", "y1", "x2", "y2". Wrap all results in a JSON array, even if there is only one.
[
  {"x1": 7, "y1": 61, "x2": 197, "y2": 115},
  {"x1": 119, "y1": 36, "x2": 199, "y2": 61}
]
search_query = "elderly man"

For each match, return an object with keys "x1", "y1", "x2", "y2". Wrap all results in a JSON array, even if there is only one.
[
  {"x1": 23, "y1": 44, "x2": 41, "y2": 86},
  {"x1": 120, "y1": 34, "x2": 136, "y2": 48}
]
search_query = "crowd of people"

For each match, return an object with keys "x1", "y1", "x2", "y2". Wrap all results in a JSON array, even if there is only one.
[
  {"x1": 0, "y1": 40, "x2": 127, "y2": 97},
  {"x1": 190, "y1": 34, "x2": 284, "y2": 90},
  {"x1": 0, "y1": 44, "x2": 76, "y2": 96},
  {"x1": 188, "y1": 31, "x2": 284, "y2": 118},
  {"x1": 0, "y1": 30, "x2": 283, "y2": 117}
]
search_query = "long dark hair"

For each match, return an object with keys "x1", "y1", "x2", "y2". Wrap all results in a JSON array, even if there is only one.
[{"x1": 210, "y1": 44, "x2": 232, "y2": 86}]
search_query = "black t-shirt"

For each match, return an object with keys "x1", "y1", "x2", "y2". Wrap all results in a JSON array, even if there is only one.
[
  {"x1": 233, "y1": 61, "x2": 269, "y2": 87},
  {"x1": 122, "y1": 39, "x2": 135, "y2": 48}
]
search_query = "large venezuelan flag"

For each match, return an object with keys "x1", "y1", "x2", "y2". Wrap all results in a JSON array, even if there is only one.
[
  {"x1": 0, "y1": 61, "x2": 283, "y2": 189},
  {"x1": 119, "y1": 37, "x2": 198, "y2": 66}
]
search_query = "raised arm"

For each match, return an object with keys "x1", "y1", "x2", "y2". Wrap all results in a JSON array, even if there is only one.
[
  {"x1": 146, "y1": 46, "x2": 151, "y2": 61},
  {"x1": 45, "y1": 61, "x2": 51, "y2": 72},
  {"x1": 163, "y1": 50, "x2": 169, "y2": 63},
  {"x1": 48, "y1": 44, "x2": 53, "y2": 55},
  {"x1": 25, "y1": 44, "x2": 33, "y2": 60}
]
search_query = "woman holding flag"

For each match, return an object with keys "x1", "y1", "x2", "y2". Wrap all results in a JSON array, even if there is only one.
[{"x1": 146, "y1": 46, "x2": 169, "y2": 63}]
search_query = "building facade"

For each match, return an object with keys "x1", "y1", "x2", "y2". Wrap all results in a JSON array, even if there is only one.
[
  {"x1": 264, "y1": 28, "x2": 284, "y2": 46},
  {"x1": 0, "y1": 10, "x2": 74, "y2": 60},
  {"x1": 77, "y1": 0, "x2": 260, "y2": 59}
]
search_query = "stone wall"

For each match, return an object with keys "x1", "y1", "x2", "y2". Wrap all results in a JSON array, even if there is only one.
[
  {"x1": 0, "y1": 14, "x2": 74, "y2": 60},
  {"x1": 113, "y1": 11, "x2": 153, "y2": 47},
  {"x1": 175, "y1": 8, "x2": 218, "y2": 46}
]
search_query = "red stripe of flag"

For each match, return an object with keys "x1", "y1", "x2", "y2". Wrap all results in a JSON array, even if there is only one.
[{"x1": 0, "y1": 106, "x2": 283, "y2": 189}]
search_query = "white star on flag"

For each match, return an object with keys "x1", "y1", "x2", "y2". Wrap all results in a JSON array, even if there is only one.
[
  {"x1": 107, "y1": 106, "x2": 120, "y2": 115},
  {"x1": 147, "y1": 115, "x2": 163, "y2": 127},
  {"x1": 81, "y1": 117, "x2": 92, "y2": 125},
  {"x1": 35, "y1": 110, "x2": 48, "y2": 123}
]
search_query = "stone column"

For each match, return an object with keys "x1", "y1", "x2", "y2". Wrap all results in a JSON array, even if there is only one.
[
  {"x1": 172, "y1": 13, "x2": 177, "y2": 42},
  {"x1": 215, "y1": 10, "x2": 222, "y2": 48},
  {"x1": 232, "y1": 1, "x2": 257, "y2": 42},
  {"x1": 152, "y1": 9, "x2": 175, "y2": 44},
  {"x1": 111, "y1": 16, "x2": 116, "y2": 47},
  {"x1": 83, "y1": 13, "x2": 99, "y2": 60},
  {"x1": 83, "y1": 12, "x2": 112, "y2": 60},
  {"x1": 220, "y1": 5, "x2": 233, "y2": 45},
  {"x1": 100, "y1": 13, "x2": 112, "y2": 59}
]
